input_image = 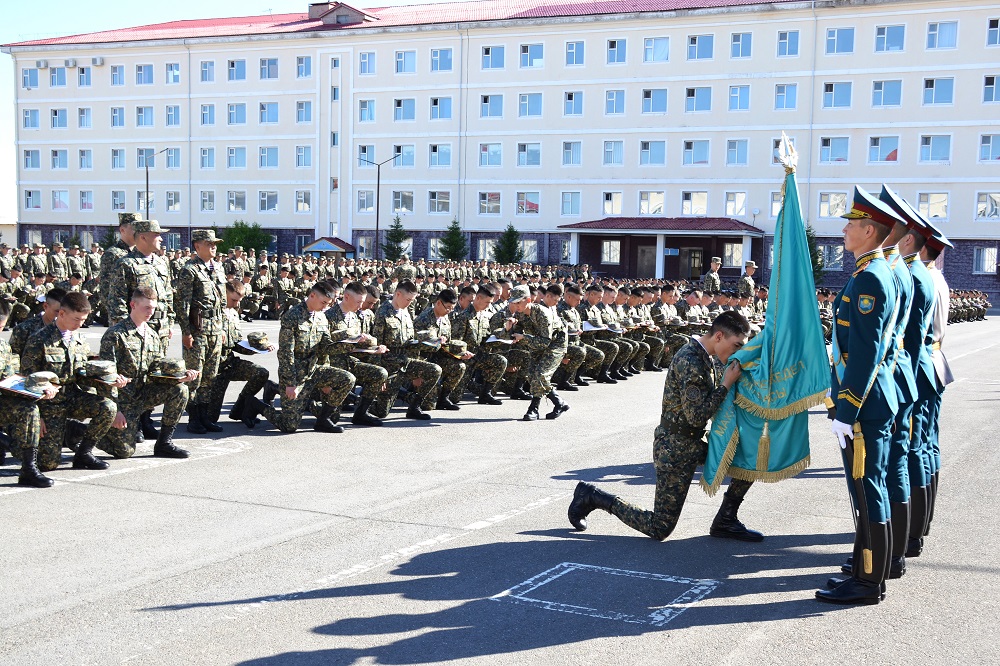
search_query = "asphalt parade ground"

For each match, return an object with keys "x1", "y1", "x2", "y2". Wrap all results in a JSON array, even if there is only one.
[{"x1": 1, "y1": 317, "x2": 997, "y2": 665}]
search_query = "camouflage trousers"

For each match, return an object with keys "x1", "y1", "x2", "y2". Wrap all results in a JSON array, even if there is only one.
[
  {"x1": 450, "y1": 351, "x2": 508, "y2": 401},
  {"x1": 552, "y1": 345, "x2": 587, "y2": 385},
  {"x1": 642, "y1": 334, "x2": 665, "y2": 367},
  {"x1": 182, "y1": 332, "x2": 223, "y2": 405},
  {"x1": 583, "y1": 338, "x2": 618, "y2": 371},
  {"x1": 420, "y1": 352, "x2": 467, "y2": 410},
  {"x1": 338, "y1": 356, "x2": 389, "y2": 400},
  {"x1": 263, "y1": 366, "x2": 356, "y2": 433},
  {"x1": 610, "y1": 337, "x2": 638, "y2": 365},
  {"x1": 207, "y1": 355, "x2": 270, "y2": 422},
  {"x1": 658, "y1": 333, "x2": 690, "y2": 369},
  {"x1": 498, "y1": 347, "x2": 533, "y2": 393},
  {"x1": 525, "y1": 347, "x2": 566, "y2": 398},
  {"x1": 99, "y1": 381, "x2": 189, "y2": 459},
  {"x1": 0, "y1": 395, "x2": 42, "y2": 459},
  {"x1": 240, "y1": 296, "x2": 262, "y2": 318},
  {"x1": 575, "y1": 342, "x2": 606, "y2": 374},
  {"x1": 625, "y1": 338, "x2": 650, "y2": 368},
  {"x1": 37, "y1": 389, "x2": 117, "y2": 472},
  {"x1": 372, "y1": 358, "x2": 442, "y2": 418},
  {"x1": 610, "y1": 430, "x2": 754, "y2": 540}
]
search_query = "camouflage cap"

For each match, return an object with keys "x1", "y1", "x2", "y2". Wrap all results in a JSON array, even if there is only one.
[
  {"x1": 81, "y1": 360, "x2": 119, "y2": 384},
  {"x1": 134, "y1": 219, "x2": 168, "y2": 234},
  {"x1": 52, "y1": 241, "x2": 63, "y2": 248},
  {"x1": 508, "y1": 285, "x2": 531, "y2": 303},
  {"x1": 710, "y1": 257, "x2": 722, "y2": 264},
  {"x1": 118, "y1": 212, "x2": 143, "y2": 226},
  {"x1": 151, "y1": 357, "x2": 187, "y2": 378},
  {"x1": 25, "y1": 371, "x2": 60, "y2": 394},
  {"x1": 33, "y1": 243, "x2": 45, "y2": 249},
  {"x1": 744, "y1": 260, "x2": 757, "y2": 268},
  {"x1": 447, "y1": 340, "x2": 468, "y2": 357},
  {"x1": 232, "y1": 245, "x2": 244, "y2": 252},
  {"x1": 246, "y1": 331, "x2": 270, "y2": 351},
  {"x1": 191, "y1": 229, "x2": 220, "y2": 243}
]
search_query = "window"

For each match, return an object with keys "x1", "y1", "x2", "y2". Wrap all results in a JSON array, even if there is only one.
[
  {"x1": 731, "y1": 32, "x2": 751, "y2": 58},
  {"x1": 823, "y1": 82, "x2": 852, "y2": 108},
  {"x1": 603, "y1": 192, "x2": 622, "y2": 215},
  {"x1": 393, "y1": 98, "x2": 415, "y2": 121},
  {"x1": 923, "y1": 78, "x2": 954, "y2": 105},
  {"x1": 770, "y1": 191, "x2": 783, "y2": 217},
  {"x1": 520, "y1": 240, "x2": 539, "y2": 263},
  {"x1": 640, "y1": 191, "x2": 665, "y2": 215},
  {"x1": 479, "y1": 192, "x2": 501, "y2": 215},
  {"x1": 726, "y1": 139, "x2": 748, "y2": 166},
  {"x1": 725, "y1": 192, "x2": 747, "y2": 216},
  {"x1": 920, "y1": 135, "x2": 951, "y2": 162},
  {"x1": 395, "y1": 50, "x2": 416, "y2": 74},
  {"x1": 392, "y1": 190, "x2": 414, "y2": 213},
  {"x1": 642, "y1": 88, "x2": 667, "y2": 113},
  {"x1": 563, "y1": 141, "x2": 581, "y2": 165},
  {"x1": 819, "y1": 244, "x2": 844, "y2": 270},
  {"x1": 164, "y1": 62, "x2": 180, "y2": 84},
  {"x1": 228, "y1": 103, "x2": 246, "y2": 125},
  {"x1": 927, "y1": 22, "x2": 957, "y2": 49},
  {"x1": 869, "y1": 136, "x2": 899, "y2": 163},
  {"x1": 973, "y1": 247, "x2": 998, "y2": 274},
  {"x1": 331, "y1": 132, "x2": 339, "y2": 147},
  {"x1": 603, "y1": 140, "x2": 624, "y2": 166},
  {"x1": 976, "y1": 193, "x2": 1000, "y2": 219},
  {"x1": 481, "y1": 94, "x2": 502, "y2": 117},
  {"x1": 111, "y1": 190, "x2": 126, "y2": 211},
  {"x1": 605, "y1": 89, "x2": 625, "y2": 114},
  {"x1": 24, "y1": 190, "x2": 41, "y2": 210},
  {"x1": 166, "y1": 148, "x2": 180, "y2": 169},
  {"x1": 820, "y1": 137, "x2": 849, "y2": 163},
  {"x1": 686, "y1": 87, "x2": 712, "y2": 112},
  {"x1": 986, "y1": 76, "x2": 999, "y2": 103},
  {"x1": 729, "y1": 85, "x2": 749, "y2": 111},
  {"x1": 78, "y1": 107, "x2": 91, "y2": 128},
  {"x1": 166, "y1": 105, "x2": 180, "y2": 127},
  {"x1": 601, "y1": 240, "x2": 621, "y2": 264},
  {"x1": 644, "y1": 37, "x2": 669, "y2": 62},
  {"x1": 296, "y1": 145, "x2": 312, "y2": 168},
  {"x1": 683, "y1": 140, "x2": 710, "y2": 165},
  {"x1": 918, "y1": 192, "x2": 948, "y2": 219},
  {"x1": 518, "y1": 93, "x2": 542, "y2": 117},
  {"x1": 258, "y1": 58, "x2": 278, "y2": 80},
  {"x1": 296, "y1": 101, "x2": 312, "y2": 122},
  {"x1": 358, "y1": 191, "x2": 375, "y2": 213},
  {"x1": 51, "y1": 149, "x2": 68, "y2": 169},
  {"x1": 566, "y1": 41, "x2": 584, "y2": 65},
  {"x1": 430, "y1": 96, "x2": 452, "y2": 120},
  {"x1": 23, "y1": 109, "x2": 39, "y2": 129},
  {"x1": 876, "y1": 25, "x2": 905, "y2": 52},
  {"x1": 200, "y1": 104, "x2": 215, "y2": 126},
  {"x1": 359, "y1": 99, "x2": 375, "y2": 122},
  {"x1": 111, "y1": 65, "x2": 125, "y2": 86},
  {"x1": 819, "y1": 192, "x2": 848, "y2": 217},
  {"x1": 136, "y1": 64, "x2": 153, "y2": 85},
  {"x1": 561, "y1": 192, "x2": 581, "y2": 215},
  {"x1": 22, "y1": 68, "x2": 38, "y2": 89},
  {"x1": 201, "y1": 61, "x2": 215, "y2": 82},
  {"x1": 429, "y1": 144, "x2": 451, "y2": 167},
  {"x1": 111, "y1": 148, "x2": 125, "y2": 170},
  {"x1": 80, "y1": 190, "x2": 94, "y2": 211},
  {"x1": 520, "y1": 43, "x2": 543, "y2": 68},
  {"x1": 976, "y1": 135, "x2": 1000, "y2": 165},
  {"x1": 990, "y1": 18, "x2": 1000, "y2": 46},
  {"x1": 107, "y1": 106, "x2": 124, "y2": 127},
  {"x1": 23, "y1": 150, "x2": 40, "y2": 169},
  {"x1": 564, "y1": 91, "x2": 583, "y2": 115},
  {"x1": 296, "y1": 56, "x2": 311, "y2": 78},
  {"x1": 775, "y1": 83, "x2": 797, "y2": 110},
  {"x1": 517, "y1": 142, "x2": 541, "y2": 166},
  {"x1": 136, "y1": 106, "x2": 154, "y2": 127},
  {"x1": 607, "y1": 39, "x2": 626, "y2": 63},
  {"x1": 393, "y1": 144, "x2": 415, "y2": 167},
  {"x1": 431, "y1": 48, "x2": 453, "y2": 72},
  {"x1": 482, "y1": 46, "x2": 504, "y2": 69},
  {"x1": 826, "y1": 28, "x2": 855, "y2": 54},
  {"x1": 478, "y1": 238, "x2": 496, "y2": 260},
  {"x1": 479, "y1": 142, "x2": 501, "y2": 166},
  {"x1": 200, "y1": 147, "x2": 215, "y2": 169},
  {"x1": 78, "y1": 67, "x2": 91, "y2": 87},
  {"x1": 49, "y1": 67, "x2": 66, "y2": 87},
  {"x1": 777, "y1": 30, "x2": 799, "y2": 56},
  {"x1": 872, "y1": 80, "x2": 902, "y2": 107},
  {"x1": 52, "y1": 190, "x2": 70, "y2": 211},
  {"x1": 682, "y1": 191, "x2": 708, "y2": 215},
  {"x1": 259, "y1": 191, "x2": 278, "y2": 213},
  {"x1": 640, "y1": 140, "x2": 666, "y2": 166},
  {"x1": 723, "y1": 243, "x2": 744, "y2": 268},
  {"x1": 259, "y1": 102, "x2": 278, "y2": 124},
  {"x1": 358, "y1": 145, "x2": 374, "y2": 167},
  {"x1": 227, "y1": 147, "x2": 247, "y2": 169},
  {"x1": 51, "y1": 108, "x2": 67, "y2": 128},
  {"x1": 295, "y1": 190, "x2": 311, "y2": 213},
  {"x1": 687, "y1": 34, "x2": 714, "y2": 59},
  {"x1": 259, "y1": 146, "x2": 278, "y2": 168},
  {"x1": 429, "y1": 191, "x2": 450, "y2": 213},
  {"x1": 228, "y1": 59, "x2": 246, "y2": 81},
  {"x1": 359, "y1": 51, "x2": 375, "y2": 75}
]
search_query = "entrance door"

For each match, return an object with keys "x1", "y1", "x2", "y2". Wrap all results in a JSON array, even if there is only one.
[
  {"x1": 636, "y1": 246, "x2": 656, "y2": 278},
  {"x1": 679, "y1": 248, "x2": 703, "y2": 281}
]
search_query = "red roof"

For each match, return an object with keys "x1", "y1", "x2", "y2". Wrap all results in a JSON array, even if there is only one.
[
  {"x1": 301, "y1": 236, "x2": 355, "y2": 252},
  {"x1": 559, "y1": 217, "x2": 764, "y2": 234},
  {"x1": 5, "y1": 0, "x2": 803, "y2": 47}
]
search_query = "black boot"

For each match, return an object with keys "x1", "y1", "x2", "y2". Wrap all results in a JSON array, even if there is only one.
[
  {"x1": 241, "y1": 397, "x2": 266, "y2": 429},
  {"x1": 555, "y1": 373, "x2": 578, "y2": 392},
  {"x1": 140, "y1": 410, "x2": 159, "y2": 440},
  {"x1": 907, "y1": 485, "x2": 930, "y2": 557},
  {"x1": 153, "y1": 425, "x2": 189, "y2": 459},
  {"x1": 72, "y1": 440, "x2": 110, "y2": 470},
  {"x1": 545, "y1": 391, "x2": 570, "y2": 420},
  {"x1": 435, "y1": 393, "x2": 461, "y2": 411},
  {"x1": 262, "y1": 380, "x2": 280, "y2": 406},
  {"x1": 567, "y1": 481, "x2": 617, "y2": 531},
  {"x1": 314, "y1": 405, "x2": 345, "y2": 433},
  {"x1": 925, "y1": 471, "x2": 939, "y2": 536},
  {"x1": 888, "y1": 501, "x2": 909, "y2": 579},
  {"x1": 522, "y1": 396, "x2": 541, "y2": 421},
  {"x1": 816, "y1": 522, "x2": 889, "y2": 605},
  {"x1": 229, "y1": 394, "x2": 247, "y2": 421},
  {"x1": 351, "y1": 397, "x2": 385, "y2": 426},
  {"x1": 199, "y1": 402, "x2": 224, "y2": 433},
  {"x1": 574, "y1": 371, "x2": 590, "y2": 387},
  {"x1": 709, "y1": 489, "x2": 764, "y2": 541},
  {"x1": 405, "y1": 395, "x2": 432, "y2": 421},
  {"x1": 644, "y1": 358, "x2": 662, "y2": 372},
  {"x1": 186, "y1": 403, "x2": 208, "y2": 435},
  {"x1": 478, "y1": 386, "x2": 503, "y2": 405},
  {"x1": 611, "y1": 363, "x2": 629, "y2": 380},
  {"x1": 596, "y1": 367, "x2": 618, "y2": 384},
  {"x1": 18, "y1": 448, "x2": 54, "y2": 488},
  {"x1": 509, "y1": 380, "x2": 531, "y2": 400},
  {"x1": 64, "y1": 419, "x2": 87, "y2": 452}
]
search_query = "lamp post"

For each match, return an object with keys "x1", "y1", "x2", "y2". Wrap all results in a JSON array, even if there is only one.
[
  {"x1": 144, "y1": 147, "x2": 171, "y2": 221},
  {"x1": 358, "y1": 154, "x2": 397, "y2": 261}
]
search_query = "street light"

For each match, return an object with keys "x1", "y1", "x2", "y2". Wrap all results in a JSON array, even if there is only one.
[
  {"x1": 358, "y1": 154, "x2": 398, "y2": 261},
  {"x1": 144, "y1": 147, "x2": 171, "y2": 221}
]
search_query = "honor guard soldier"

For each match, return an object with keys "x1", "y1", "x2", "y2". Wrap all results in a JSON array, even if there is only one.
[{"x1": 703, "y1": 257, "x2": 722, "y2": 292}]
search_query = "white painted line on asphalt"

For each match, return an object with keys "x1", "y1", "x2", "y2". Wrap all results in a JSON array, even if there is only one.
[
  {"x1": 491, "y1": 562, "x2": 720, "y2": 628},
  {"x1": 948, "y1": 341, "x2": 1000, "y2": 361},
  {"x1": 462, "y1": 493, "x2": 569, "y2": 531}
]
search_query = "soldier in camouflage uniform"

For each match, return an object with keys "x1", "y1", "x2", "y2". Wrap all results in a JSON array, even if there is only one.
[
  {"x1": 243, "y1": 282, "x2": 356, "y2": 433},
  {"x1": 738, "y1": 261, "x2": 757, "y2": 298},
  {"x1": 558, "y1": 284, "x2": 604, "y2": 386},
  {"x1": 85, "y1": 244, "x2": 102, "y2": 281},
  {"x1": 568, "y1": 311, "x2": 763, "y2": 543},
  {"x1": 175, "y1": 229, "x2": 228, "y2": 434},
  {"x1": 413, "y1": 288, "x2": 473, "y2": 411},
  {"x1": 577, "y1": 284, "x2": 624, "y2": 383},
  {"x1": 449, "y1": 284, "x2": 508, "y2": 405},
  {"x1": 47, "y1": 242, "x2": 68, "y2": 281},
  {"x1": 25, "y1": 244, "x2": 47, "y2": 280},
  {"x1": 702, "y1": 257, "x2": 722, "y2": 292},
  {"x1": 21, "y1": 292, "x2": 123, "y2": 472},
  {"x1": 66, "y1": 245, "x2": 87, "y2": 280},
  {"x1": 9, "y1": 288, "x2": 65, "y2": 365},
  {"x1": 98, "y1": 287, "x2": 193, "y2": 459},
  {"x1": 541, "y1": 285, "x2": 586, "y2": 392},
  {"x1": 100, "y1": 213, "x2": 137, "y2": 316},
  {"x1": 370, "y1": 280, "x2": 442, "y2": 420}
]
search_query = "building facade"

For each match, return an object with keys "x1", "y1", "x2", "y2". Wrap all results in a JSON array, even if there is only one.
[{"x1": 3, "y1": 0, "x2": 998, "y2": 295}]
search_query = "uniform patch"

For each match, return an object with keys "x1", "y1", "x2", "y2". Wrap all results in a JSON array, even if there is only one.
[
  {"x1": 858, "y1": 295, "x2": 876, "y2": 314},
  {"x1": 685, "y1": 386, "x2": 702, "y2": 403}
]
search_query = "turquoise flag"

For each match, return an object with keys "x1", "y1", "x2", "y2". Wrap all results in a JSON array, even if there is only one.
[{"x1": 701, "y1": 145, "x2": 830, "y2": 496}]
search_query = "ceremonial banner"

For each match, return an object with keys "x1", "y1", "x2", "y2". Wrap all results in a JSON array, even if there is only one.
[{"x1": 701, "y1": 136, "x2": 830, "y2": 496}]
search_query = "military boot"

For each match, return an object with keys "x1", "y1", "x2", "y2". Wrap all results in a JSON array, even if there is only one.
[
  {"x1": 139, "y1": 410, "x2": 159, "y2": 440},
  {"x1": 709, "y1": 490, "x2": 764, "y2": 541},
  {"x1": 72, "y1": 440, "x2": 110, "y2": 470},
  {"x1": 611, "y1": 362, "x2": 629, "y2": 380},
  {"x1": 509, "y1": 380, "x2": 531, "y2": 400},
  {"x1": 261, "y1": 380, "x2": 280, "y2": 406},
  {"x1": 907, "y1": 485, "x2": 930, "y2": 557},
  {"x1": 351, "y1": 397, "x2": 385, "y2": 426},
  {"x1": 816, "y1": 522, "x2": 889, "y2": 605},
  {"x1": 241, "y1": 397, "x2": 267, "y2": 429},
  {"x1": 153, "y1": 425, "x2": 189, "y2": 459},
  {"x1": 314, "y1": 405, "x2": 344, "y2": 433},
  {"x1": 186, "y1": 404, "x2": 208, "y2": 435},
  {"x1": 18, "y1": 448, "x2": 54, "y2": 488},
  {"x1": 199, "y1": 402, "x2": 224, "y2": 433},
  {"x1": 573, "y1": 370, "x2": 590, "y2": 387},
  {"x1": 64, "y1": 419, "x2": 87, "y2": 452},
  {"x1": 522, "y1": 397, "x2": 541, "y2": 421},
  {"x1": 228, "y1": 394, "x2": 247, "y2": 421},
  {"x1": 545, "y1": 391, "x2": 570, "y2": 420},
  {"x1": 596, "y1": 367, "x2": 618, "y2": 384},
  {"x1": 478, "y1": 386, "x2": 503, "y2": 405},
  {"x1": 888, "y1": 501, "x2": 909, "y2": 578},
  {"x1": 554, "y1": 370, "x2": 578, "y2": 392},
  {"x1": 405, "y1": 394, "x2": 432, "y2": 421},
  {"x1": 567, "y1": 481, "x2": 617, "y2": 530},
  {"x1": 435, "y1": 394, "x2": 461, "y2": 411}
]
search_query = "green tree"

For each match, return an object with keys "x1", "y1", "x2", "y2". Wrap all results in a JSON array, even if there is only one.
[
  {"x1": 219, "y1": 220, "x2": 273, "y2": 254},
  {"x1": 381, "y1": 214, "x2": 408, "y2": 262},
  {"x1": 438, "y1": 218, "x2": 469, "y2": 261},
  {"x1": 805, "y1": 223, "x2": 825, "y2": 286},
  {"x1": 99, "y1": 225, "x2": 119, "y2": 249},
  {"x1": 493, "y1": 223, "x2": 525, "y2": 264}
]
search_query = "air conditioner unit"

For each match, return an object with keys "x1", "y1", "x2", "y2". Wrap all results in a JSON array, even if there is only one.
[
  {"x1": 65, "y1": 59, "x2": 77, "y2": 68},
  {"x1": 36, "y1": 60, "x2": 48, "y2": 69},
  {"x1": 92, "y1": 57, "x2": 104, "y2": 66}
]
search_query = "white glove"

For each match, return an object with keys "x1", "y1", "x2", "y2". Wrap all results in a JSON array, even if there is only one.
[{"x1": 831, "y1": 420, "x2": 854, "y2": 450}]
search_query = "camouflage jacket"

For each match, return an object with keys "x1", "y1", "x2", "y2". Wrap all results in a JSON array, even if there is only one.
[
  {"x1": 21, "y1": 322, "x2": 92, "y2": 404},
  {"x1": 175, "y1": 257, "x2": 226, "y2": 337},
  {"x1": 738, "y1": 274, "x2": 755, "y2": 297},
  {"x1": 99, "y1": 240, "x2": 131, "y2": 305},
  {"x1": 510, "y1": 303, "x2": 562, "y2": 354},
  {"x1": 276, "y1": 302, "x2": 333, "y2": 389},
  {"x1": 0, "y1": 338, "x2": 14, "y2": 380},
  {"x1": 660, "y1": 339, "x2": 728, "y2": 437},
  {"x1": 413, "y1": 305, "x2": 452, "y2": 340},
  {"x1": 556, "y1": 300, "x2": 584, "y2": 344},
  {"x1": 371, "y1": 299, "x2": 416, "y2": 364},
  {"x1": 450, "y1": 304, "x2": 495, "y2": 353},
  {"x1": 67, "y1": 255, "x2": 87, "y2": 278},
  {"x1": 107, "y1": 249, "x2": 174, "y2": 329},
  {"x1": 10, "y1": 314, "x2": 49, "y2": 359},
  {"x1": 47, "y1": 253, "x2": 68, "y2": 280},
  {"x1": 324, "y1": 304, "x2": 370, "y2": 360},
  {"x1": 99, "y1": 317, "x2": 164, "y2": 398}
]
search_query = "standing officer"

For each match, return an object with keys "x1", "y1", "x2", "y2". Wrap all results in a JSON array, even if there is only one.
[
  {"x1": 47, "y1": 242, "x2": 68, "y2": 281},
  {"x1": 737, "y1": 261, "x2": 757, "y2": 298},
  {"x1": 703, "y1": 257, "x2": 722, "y2": 292},
  {"x1": 100, "y1": 213, "x2": 137, "y2": 315}
]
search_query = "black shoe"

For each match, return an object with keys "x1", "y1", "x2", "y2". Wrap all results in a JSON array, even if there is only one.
[
  {"x1": 889, "y1": 556, "x2": 906, "y2": 579},
  {"x1": 186, "y1": 404, "x2": 208, "y2": 434},
  {"x1": 596, "y1": 369, "x2": 618, "y2": 384},
  {"x1": 573, "y1": 373, "x2": 590, "y2": 387},
  {"x1": 152, "y1": 426, "x2": 189, "y2": 459},
  {"x1": 522, "y1": 397, "x2": 541, "y2": 421},
  {"x1": 435, "y1": 394, "x2": 461, "y2": 411},
  {"x1": 555, "y1": 379, "x2": 578, "y2": 392},
  {"x1": 825, "y1": 577, "x2": 887, "y2": 600},
  {"x1": 545, "y1": 391, "x2": 569, "y2": 420},
  {"x1": 199, "y1": 403, "x2": 224, "y2": 433},
  {"x1": 709, "y1": 490, "x2": 764, "y2": 542},
  {"x1": 314, "y1": 405, "x2": 344, "y2": 433},
  {"x1": 840, "y1": 557, "x2": 853, "y2": 575},
  {"x1": 64, "y1": 419, "x2": 87, "y2": 452},
  {"x1": 229, "y1": 395, "x2": 247, "y2": 421},
  {"x1": 17, "y1": 448, "x2": 54, "y2": 488},
  {"x1": 139, "y1": 411, "x2": 159, "y2": 440},
  {"x1": 405, "y1": 401, "x2": 433, "y2": 421},
  {"x1": 241, "y1": 397, "x2": 266, "y2": 429},
  {"x1": 509, "y1": 382, "x2": 531, "y2": 400},
  {"x1": 815, "y1": 578, "x2": 882, "y2": 605},
  {"x1": 906, "y1": 537, "x2": 924, "y2": 558},
  {"x1": 612, "y1": 364, "x2": 629, "y2": 380},
  {"x1": 261, "y1": 381, "x2": 280, "y2": 406},
  {"x1": 567, "y1": 481, "x2": 617, "y2": 531},
  {"x1": 644, "y1": 359, "x2": 662, "y2": 372},
  {"x1": 351, "y1": 397, "x2": 384, "y2": 426},
  {"x1": 478, "y1": 389, "x2": 503, "y2": 405},
  {"x1": 72, "y1": 442, "x2": 110, "y2": 470}
]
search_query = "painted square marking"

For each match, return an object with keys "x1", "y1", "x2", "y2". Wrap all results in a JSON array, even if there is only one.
[{"x1": 490, "y1": 562, "x2": 719, "y2": 627}]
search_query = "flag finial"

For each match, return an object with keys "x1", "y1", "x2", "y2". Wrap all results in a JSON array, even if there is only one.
[{"x1": 777, "y1": 131, "x2": 798, "y2": 174}]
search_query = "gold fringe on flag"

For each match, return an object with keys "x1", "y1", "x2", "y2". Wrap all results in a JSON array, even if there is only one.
[
  {"x1": 734, "y1": 389, "x2": 828, "y2": 421},
  {"x1": 700, "y1": 429, "x2": 740, "y2": 498}
]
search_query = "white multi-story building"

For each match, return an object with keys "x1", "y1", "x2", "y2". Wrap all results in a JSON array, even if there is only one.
[{"x1": 3, "y1": 0, "x2": 999, "y2": 294}]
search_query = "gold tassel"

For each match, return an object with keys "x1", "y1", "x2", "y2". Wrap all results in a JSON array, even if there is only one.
[
  {"x1": 756, "y1": 422, "x2": 771, "y2": 472},
  {"x1": 863, "y1": 548, "x2": 873, "y2": 574},
  {"x1": 852, "y1": 422, "x2": 865, "y2": 480}
]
